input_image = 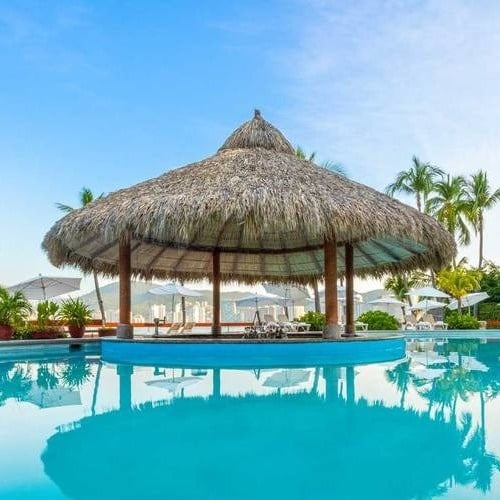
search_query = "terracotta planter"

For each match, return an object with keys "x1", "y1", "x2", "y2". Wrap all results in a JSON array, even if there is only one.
[
  {"x1": 31, "y1": 329, "x2": 61, "y2": 340},
  {"x1": 98, "y1": 328, "x2": 117, "y2": 337},
  {"x1": 68, "y1": 325, "x2": 85, "y2": 338},
  {"x1": 0, "y1": 325, "x2": 13, "y2": 341}
]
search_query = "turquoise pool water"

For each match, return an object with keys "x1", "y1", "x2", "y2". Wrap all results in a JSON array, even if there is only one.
[{"x1": 1, "y1": 338, "x2": 500, "y2": 499}]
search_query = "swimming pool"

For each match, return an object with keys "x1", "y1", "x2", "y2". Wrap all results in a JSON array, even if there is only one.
[{"x1": 1, "y1": 337, "x2": 499, "y2": 499}]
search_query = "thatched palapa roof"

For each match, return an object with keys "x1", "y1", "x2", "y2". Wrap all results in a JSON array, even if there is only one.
[{"x1": 42, "y1": 110, "x2": 455, "y2": 284}]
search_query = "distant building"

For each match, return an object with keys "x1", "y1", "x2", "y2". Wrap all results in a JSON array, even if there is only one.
[
  {"x1": 106, "y1": 309, "x2": 120, "y2": 323},
  {"x1": 150, "y1": 304, "x2": 167, "y2": 321}
]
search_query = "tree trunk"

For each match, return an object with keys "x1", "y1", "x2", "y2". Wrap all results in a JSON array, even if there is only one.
[
  {"x1": 416, "y1": 193, "x2": 422, "y2": 213},
  {"x1": 181, "y1": 296, "x2": 186, "y2": 325},
  {"x1": 457, "y1": 297, "x2": 462, "y2": 315},
  {"x1": 93, "y1": 270, "x2": 106, "y2": 325},
  {"x1": 430, "y1": 268, "x2": 436, "y2": 287},
  {"x1": 313, "y1": 279, "x2": 321, "y2": 313},
  {"x1": 479, "y1": 213, "x2": 484, "y2": 269}
]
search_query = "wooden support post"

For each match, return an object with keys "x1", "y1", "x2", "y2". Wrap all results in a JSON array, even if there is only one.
[
  {"x1": 212, "y1": 368, "x2": 221, "y2": 398},
  {"x1": 117, "y1": 364, "x2": 133, "y2": 411},
  {"x1": 324, "y1": 238, "x2": 340, "y2": 339},
  {"x1": 344, "y1": 242, "x2": 355, "y2": 337},
  {"x1": 117, "y1": 236, "x2": 133, "y2": 339},
  {"x1": 212, "y1": 249, "x2": 221, "y2": 336}
]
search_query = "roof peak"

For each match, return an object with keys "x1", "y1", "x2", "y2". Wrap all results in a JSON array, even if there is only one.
[{"x1": 218, "y1": 110, "x2": 295, "y2": 155}]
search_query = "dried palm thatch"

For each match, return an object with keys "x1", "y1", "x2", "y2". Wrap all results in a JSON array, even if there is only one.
[{"x1": 42, "y1": 110, "x2": 455, "y2": 284}]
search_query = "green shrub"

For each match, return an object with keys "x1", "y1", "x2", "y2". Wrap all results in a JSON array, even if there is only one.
[
  {"x1": 36, "y1": 300, "x2": 60, "y2": 328},
  {"x1": 478, "y1": 302, "x2": 500, "y2": 321},
  {"x1": 446, "y1": 312, "x2": 480, "y2": 330},
  {"x1": 296, "y1": 311, "x2": 325, "y2": 331},
  {"x1": 357, "y1": 310, "x2": 400, "y2": 330},
  {"x1": 12, "y1": 325, "x2": 33, "y2": 340}
]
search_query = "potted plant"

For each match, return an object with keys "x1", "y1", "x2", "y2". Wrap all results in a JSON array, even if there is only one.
[
  {"x1": 32, "y1": 300, "x2": 65, "y2": 339},
  {"x1": 0, "y1": 287, "x2": 32, "y2": 341},
  {"x1": 59, "y1": 298, "x2": 92, "y2": 338}
]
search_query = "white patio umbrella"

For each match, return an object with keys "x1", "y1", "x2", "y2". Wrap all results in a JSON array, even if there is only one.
[
  {"x1": 447, "y1": 292, "x2": 489, "y2": 311},
  {"x1": 263, "y1": 284, "x2": 310, "y2": 318},
  {"x1": 148, "y1": 282, "x2": 202, "y2": 323},
  {"x1": 368, "y1": 297, "x2": 406, "y2": 307},
  {"x1": 411, "y1": 367, "x2": 447, "y2": 381},
  {"x1": 7, "y1": 275, "x2": 81, "y2": 300},
  {"x1": 320, "y1": 286, "x2": 363, "y2": 299},
  {"x1": 405, "y1": 286, "x2": 450, "y2": 299},
  {"x1": 146, "y1": 377, "x2": 202, "y2": 395},
  {"x1": 446, "y1": 353, "x2": 488, "y2": 372},
  {"x1": 234, "y1": 292, "x2": 284, "y2": 324},
  {"x1": 262, "y1": 369, "x2": 311, "y2": 393},
  {"x1": 410, "y1": 299, "x2": 445, "y2": 312}
]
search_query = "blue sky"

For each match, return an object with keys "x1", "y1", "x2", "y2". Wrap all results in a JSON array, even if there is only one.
[{"x1": 1, "y1": 0, "x2": 500, "y2": 292}]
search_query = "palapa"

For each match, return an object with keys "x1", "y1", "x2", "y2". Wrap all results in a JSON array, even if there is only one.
[{"x1": 43, "y1": 110, "x2": 455, "y2": 285}]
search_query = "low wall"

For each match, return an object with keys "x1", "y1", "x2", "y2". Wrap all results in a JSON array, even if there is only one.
[{"x1": 101, "y1": 335, "x2": 405, "y2": 368}]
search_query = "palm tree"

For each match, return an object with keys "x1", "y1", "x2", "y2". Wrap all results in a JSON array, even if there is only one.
[
  {"x1": 295, "y1": 146, "x2": 316, "y2": 162},
  {"x1": 56, "y1": 187, "x2": 106, "y2": 325},
  {"x1": 296, "y1": 146, "x2": 346, "y2": 175},
  {"x1": 384, "y1": 272, "x2": 430, "y2": 301},
  {"x1": 384, "y1": 271, "x2": 430, "y2": 318},
  {"x1": 426, "y1": 175, "x2": 471, "y2": 252},
  {"x1": 437, "y1": 266, "x2": 482, "y2": 314},
  {"x1": 385, "y1": 156, "x2": 444, "y2": 212},
  {"x1": 466, "y1": 171, "x2": 500, "y2": 269}
]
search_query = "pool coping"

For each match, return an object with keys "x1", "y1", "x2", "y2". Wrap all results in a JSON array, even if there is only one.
[
  {"x1": 104, "y1": 333, "x2": 404, "y2": 344},
  {"x1": 0, "y1": 333, "x2": 404, "y2": 349},
  {"x1": 0, "y1": 338, "x2": 101, "y2": 348}
]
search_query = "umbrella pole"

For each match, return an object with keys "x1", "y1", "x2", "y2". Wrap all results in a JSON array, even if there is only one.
[{"x1": 255, "y1": 298, "x2": 262, "y2": 326}]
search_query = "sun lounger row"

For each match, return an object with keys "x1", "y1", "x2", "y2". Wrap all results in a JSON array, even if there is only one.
[
  {"x1": 243, "y1": 314, "x2": 311, "y2": 339},
  {"x1": 152, "y1": 321, "x2": 195, "y2": 337},
  {"x1": 404, "y1": 314, "x2": 448, "y2": 331}
]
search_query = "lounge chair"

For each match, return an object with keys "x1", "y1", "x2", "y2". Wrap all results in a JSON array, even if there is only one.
[
  {"x1": 277, "y1": 314, "x2": 310, "y2": 332},
  {"x1": 152, "y1": 322, "x2": 181, "y2": 338},
  {"x1": 179, "y1": 322, "x2": 195, "y2": 335},
  {"x1": 355, "y1": 321, "x2": 368, "y2": 332},
  {"x1": 404, "y1": 314, "x2": 418, "y2": 331},
  {"x1": 263, "y1": 314, "x2": 276, "y2": 324},
  {"x1": 434, "y1": 321, "x2": 448, "y2": 330},
  {"x1": 416, "y1": 321, "x2": 432, "y2": 331}
]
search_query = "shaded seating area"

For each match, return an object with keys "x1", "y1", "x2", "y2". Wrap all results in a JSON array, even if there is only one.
[{"x1": 42, "y1": 110, "x2": 455, "y2": 340}]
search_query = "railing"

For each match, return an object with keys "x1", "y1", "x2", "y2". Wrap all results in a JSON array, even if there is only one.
[{"x1": 28, "y1": 320, "x2": 254, "y2": 328}]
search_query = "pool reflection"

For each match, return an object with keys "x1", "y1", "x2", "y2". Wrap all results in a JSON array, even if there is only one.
[{"x1": 36, "y1": 340, "x2": 500, "y2": 499}]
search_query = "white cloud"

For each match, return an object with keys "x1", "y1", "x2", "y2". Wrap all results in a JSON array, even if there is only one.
[{"x1": 279, "y1": 0, "x2": 500, "y2": 265}]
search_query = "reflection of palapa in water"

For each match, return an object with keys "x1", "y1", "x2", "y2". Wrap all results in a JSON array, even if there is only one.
[{"x1": 42, "y1": 374, "x2": 474, "y2": 500}]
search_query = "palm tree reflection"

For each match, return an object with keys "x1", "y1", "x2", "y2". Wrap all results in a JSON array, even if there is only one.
[{"x1": 386, "y1": 339, "x2": 500, "y2": 492}]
